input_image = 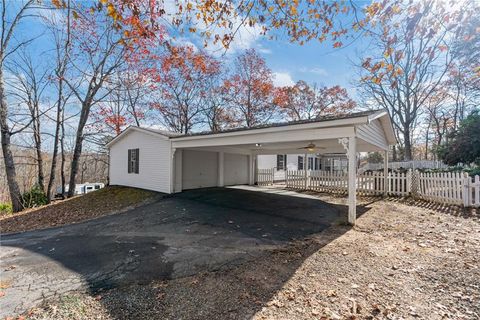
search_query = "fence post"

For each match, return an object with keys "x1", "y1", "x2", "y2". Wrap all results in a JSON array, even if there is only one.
[{"x1": 463, "y1": 172, "x2": 471, "y2": 207}]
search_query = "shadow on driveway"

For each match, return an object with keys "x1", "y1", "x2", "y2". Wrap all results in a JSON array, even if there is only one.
[{"x1": 0, "y1": 186, "x2": 371, "y2": 318}]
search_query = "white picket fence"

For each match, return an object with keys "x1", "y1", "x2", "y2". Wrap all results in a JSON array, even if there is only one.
[
  {"x1": 360, "y1": 160, "x2": 448, "y2": 172},
  {"x1": 285, "y1": 170, "x2": 410, "y2": 197},
  {"x1": 268, "y1": 169, "x2": 480, "y2": 208},
  {"x1": 416, "y1": 172, "x2": 480, "y2": 207},
  {"x1": 257, "y1": 168, "x2": 275, "y2": 186}
]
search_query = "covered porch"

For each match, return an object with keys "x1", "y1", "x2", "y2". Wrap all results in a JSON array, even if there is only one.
[{"x1": 170, "y1": 110, "x2": 396, "y2": 225}]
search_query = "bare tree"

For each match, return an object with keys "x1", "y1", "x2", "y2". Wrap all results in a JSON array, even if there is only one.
[
  {"x1": 0, "y1": 0, "x2": 37, "y2": 211},
  {"x1": 7, "y1": 51, "x2": 50, "y2": 191},
  {"x1": 45, "y1": 1, "x2": 72, "y2": 201},
  {"x1": 62, "y1": 9, "x2": 127, "y2": 197},
  {"x1": 356, "y1": 0, "x2": 467, "y2": 161}
]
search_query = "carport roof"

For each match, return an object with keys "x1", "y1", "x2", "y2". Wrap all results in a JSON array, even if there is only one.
[
  {"x1": 106, "y1": 109, "x2": 396, "y2": 148},
  {"x1": 172, "y1": 109, "x2": 381, "y2": 137}
]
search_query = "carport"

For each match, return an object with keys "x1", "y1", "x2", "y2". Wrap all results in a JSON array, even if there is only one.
[{"x1": 169, "y1": 110, "x2": 396, "y2": 225}]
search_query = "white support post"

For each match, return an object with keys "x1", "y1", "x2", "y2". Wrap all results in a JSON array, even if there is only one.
[
  {"x1": 170, "y1": 148, "x2": 177, "y2": 193},
  {"x1": 348, "y1": 137, "x2": 357, "y2": 225},
  {"x1": 218, "y1": 151, "x2": 224, "y2": 187},
  {"x1": 174, "y1": 149, "x2": 183, "y2": 193},
  {"x1": 339, "y1": 137, "x2": 357, "y2": 225},
  {"x1": 248, "y1": 154, "x2": 255, "y2": 185},
  {"x1": 383, "y1": 150, "x2": 388, "y2": 196},
  {"x1": 304, "y1": 153, "x2": 308, "y2": 189}
]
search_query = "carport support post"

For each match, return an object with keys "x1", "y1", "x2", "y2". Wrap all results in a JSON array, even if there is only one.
[
  {"x1": 248, "y1": 154, "x2": 255, "y2": 185},
  {"x1": 340, "y1": 137, "x2": 357, "y2": 225},
  {"x1": 383, "y1": 150, "x2": 388, "y2": 196},
  {"x1": 348, "y1": 137, "x2": 357, "y2": 225},
  {"x1": 218, "y1": 151, "x2": 224, "y2": 187}
]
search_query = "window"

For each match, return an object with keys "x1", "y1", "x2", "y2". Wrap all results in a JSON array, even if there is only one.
[
  {"x1": 308, "y1": 157, "x2": 314, "y2": 170},
  {"x1": 315, "y1": 157, "x2": 320, "y2": 170},
  {"x1": 128, "y1": 148, "x2": 139, "y2": 174},
  {"x1": 276, "y1": 154, "x2": 287, "y2": 170},
  {"x1": 297, "y1": 156, "x2": 304, "y2": 170}
]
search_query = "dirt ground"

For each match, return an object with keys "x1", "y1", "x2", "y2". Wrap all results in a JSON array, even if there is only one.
[
  {"x1": 0, "y1": 186, "x2": 161, "y2": 234},
  {"x1": 13, "y1": 194, "x2": 480, "y2": 320}
]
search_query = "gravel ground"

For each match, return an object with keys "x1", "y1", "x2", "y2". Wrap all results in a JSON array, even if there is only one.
[{"x1": 18, "y1": 194, "x2": 480, "y2": 320}]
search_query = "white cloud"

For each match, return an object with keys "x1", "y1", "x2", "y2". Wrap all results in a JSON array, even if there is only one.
[
  {"x1": 300, "y1": 67, "x2": 329, "y2": 76},
  {"x1": 257, "y1": 46, "x2": 272, "y2": 54},
  {"x1": 163, "y1": 0, "x2": 263, "y2": 56},
  {"x1": 310, "y1": 67, "x2": 329, "y2": 76},
  {"x1": 273, "y1": 72, "x2": 295, "y2": 87}
]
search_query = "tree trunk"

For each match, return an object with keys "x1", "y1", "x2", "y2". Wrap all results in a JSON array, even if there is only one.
[
  {"x1": 67, "y1": 131, "x2": 84, "y2": 197},
  {"x1": 46, "y1": 95, "x2": 62, "y2": 202},
  {"x1": 403, "y1": 128, "x2": 413, "y2": 161},
  {"x1": 0, "y1": 71, "x2": 23, "y2": 212},
  {"x1": 60, "y1": 107, "x2": 66, "y2": 199},
  {"x1": 33, "y1": 117, "x2": 44, "y2": 190},
  {"x1": 67, "y1": 100, "x2": 91, "y2": 197}
]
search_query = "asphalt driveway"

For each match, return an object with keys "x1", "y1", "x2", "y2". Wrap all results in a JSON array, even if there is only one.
[{"x1": 0, "y1": 186, "x2": 347, "y2": 317}]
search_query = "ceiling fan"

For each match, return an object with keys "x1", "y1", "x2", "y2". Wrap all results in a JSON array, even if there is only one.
[{"x1": 297, "y1": 142, "x2": 325, "y2": 152}]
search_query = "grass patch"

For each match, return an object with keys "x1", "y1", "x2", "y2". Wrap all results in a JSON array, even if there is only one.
[{"x1": 0, "y1": 202, "x2": 12, "y2": 216}]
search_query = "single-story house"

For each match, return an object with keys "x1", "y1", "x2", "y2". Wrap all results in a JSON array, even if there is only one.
[{"x1": 106, "y1": 109, "x2": 396, "y2": 224}]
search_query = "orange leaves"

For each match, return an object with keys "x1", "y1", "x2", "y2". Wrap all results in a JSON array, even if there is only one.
[{"x1": 333, "y1": 41, "x2": 342, "y2": 48}]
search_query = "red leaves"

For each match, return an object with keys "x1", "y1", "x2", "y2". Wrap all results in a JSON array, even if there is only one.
[
  {"x1": 222, "y1": 49, "x2": 276, "y2": 127},
  {"x1": 275, "y1": 81, "x2": 355, "y2": 121}
]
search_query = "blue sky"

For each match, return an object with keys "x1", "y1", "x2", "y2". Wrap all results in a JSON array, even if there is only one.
[{"x1": 11, "y1": 2, "x2": 371, "y2": 98}]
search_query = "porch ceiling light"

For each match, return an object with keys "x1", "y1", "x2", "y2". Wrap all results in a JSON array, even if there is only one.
[{"x1": 255, "y1": 143, "x2": 262, "y2": 147}]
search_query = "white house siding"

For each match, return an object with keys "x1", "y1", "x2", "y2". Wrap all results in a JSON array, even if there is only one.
[
  {"x1": 356, "y1": 119, "x2": 388, "y2": 150},
  {"x1": 257, "y1": 154, "x2": 308, "y2": 181},
  {"x1": 182, "y1": 150, "x2": 218, "y2": 189},
  {"x1": 224, "y1": 153, "x2": 249, "y2": 186},
  {"x1": 109, "y1": 130, "x2": 172, "y2": 193}
]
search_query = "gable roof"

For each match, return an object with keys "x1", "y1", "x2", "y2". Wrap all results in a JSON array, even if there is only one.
[
  {"x1": 106, "y1": 109, "x2": 396, "y2": 148},
  {"x1": 105, "y1": 126, "x2": 181, "y2": 148}
]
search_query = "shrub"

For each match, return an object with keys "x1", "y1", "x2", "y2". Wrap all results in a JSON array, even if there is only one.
[
  {"x1": 21, "y1": 185, "x2": 48, "y2": 209},
  {"x1": 0, "y1": 202, "x2": 12, "y2": 215}
]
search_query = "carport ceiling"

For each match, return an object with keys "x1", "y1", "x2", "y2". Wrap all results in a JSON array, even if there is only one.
[{"x1": 182, "y1": 138, "x2": 384, "y2": 155}]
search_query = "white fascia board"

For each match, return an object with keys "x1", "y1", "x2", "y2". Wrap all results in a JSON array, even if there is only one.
[
  {"x1": 106, "y1": 126, "x2": 170, "y2": 148},
  {"x1": 171, "y1": 117, "x2": 367, "y2": 143},
  {"x1": 172, "y1": 126, "x2": 356, "y2": 149}
]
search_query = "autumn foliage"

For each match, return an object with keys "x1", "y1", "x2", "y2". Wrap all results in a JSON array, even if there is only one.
[
  {"x1": 150, "y1": 45, "x2": 221, "y2": 134},
  {"x1": 222, "y1": 49, "x2": 277, "y2": 127},
  {"x1": 274, "y1": 81, "x2": 355, "y2": 121}
]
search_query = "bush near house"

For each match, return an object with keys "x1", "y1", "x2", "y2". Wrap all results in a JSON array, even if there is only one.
[
  {"x1": 418, "y1": 166, "x2": 480, "y2": 178},
  {"x1": 21, "y1": 185, "x2": 48, "y2": 209},
  {"x1": 438, "y1": 111, "x2": 480, "y2": 166}
]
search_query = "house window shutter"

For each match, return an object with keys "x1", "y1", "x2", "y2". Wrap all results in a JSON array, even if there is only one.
[
  {"x1": 128, "y1": 149, "x2": 132, "y2": 173},
  {"x1": 135, "y1": 148, "x2": 139, "y2": 173},
  {"x1": 298, "y1": 156, "x2": 304, "y2": 170}
]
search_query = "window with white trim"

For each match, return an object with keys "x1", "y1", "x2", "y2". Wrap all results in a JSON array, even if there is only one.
[{"x1": 128, "y1": 148, "x2": 139, "y2": 174}]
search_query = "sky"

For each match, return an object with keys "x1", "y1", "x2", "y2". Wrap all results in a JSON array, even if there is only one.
[
  {"x1": 10, "y1": 1, "x2": 372, "y2": 97},
  {"x1": 5, "y1": 0, "x2": 375, "y2": 150}
]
